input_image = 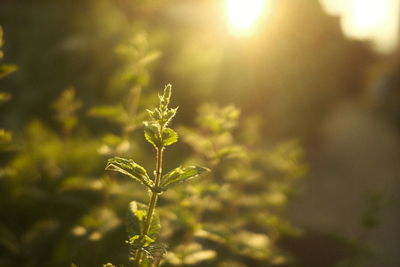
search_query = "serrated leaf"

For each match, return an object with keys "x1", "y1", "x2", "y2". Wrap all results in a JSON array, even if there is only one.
[
  {"x1": 106, "y1": 157, "x2": 154, "y2": 189},
  {"x1": 162, "y1": 128, "x2": 178, "y2": 147},
  {"x1": 163, "y1": 107, "x2": 178, "y2": 127},
  {"x1": 0, "y1": 64, "x2": 17, "y2": 79},
  {"x1": 143, "y1": 121, "x2": 161, "y2": 148},
  {"x1": 144, "y1": 123, "x2": 178, "y2": 148},
  {"x1": 160, "y1": 166, "x2": 210, "y2": 190},
  {"x1": 126, "y1": 201, "x2": 160, "y2": 243}
]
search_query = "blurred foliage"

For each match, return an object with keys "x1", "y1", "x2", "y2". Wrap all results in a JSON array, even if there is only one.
[
  {"x1": 0, "y1": 25, "x2": 17, "y2": 151},
  {"x1": 0, "y1": 0, "x2": 393, "y2": 266},
  {"x1": 0, "y1": 26, "x2": 17, "y2": 81},
  {"x1": 157, "y1": 103, "x2": 306, "y2": 266},
  {"x1": 333, "y1": 192, "x2": 386, "y2": 267}
]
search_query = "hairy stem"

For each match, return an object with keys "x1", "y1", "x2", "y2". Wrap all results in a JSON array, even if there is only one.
[{"x1": 135, "y1": 147, "x2": 163, "y2": 265}]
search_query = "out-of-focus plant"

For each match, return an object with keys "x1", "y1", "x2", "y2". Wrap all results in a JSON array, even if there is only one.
[
  {"x1": 0, "y1": 87, "x2": 110, "y2": 267},
  {"x1": 156, "y1": 103, "x2": 307, "y2": 266},
  {"x1": 0, "y1": 26, "x2": 17, "y2": 82},
  {"x1": 0, "y1": 26, "x2": 17, "y2": 150},
  {"x1": 105, "y1": 85, "x2": 209, "y2": 266},
  {"x1": 335, "y1": 192, "x2": 386, "y2": 267},
  {"x1": 0, "y1": 5, "x2": 166, "y2": 267},
  {"x1": 88, "y1": 31, "x2": 161, "y2": 159},
  {"x1": 52, "y1": 87, "x2": 82, "y2": 138}
]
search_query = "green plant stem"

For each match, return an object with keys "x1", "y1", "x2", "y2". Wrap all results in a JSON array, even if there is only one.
[{"x1": 135, "y1": 147, "x2": 164, "y2": 265}]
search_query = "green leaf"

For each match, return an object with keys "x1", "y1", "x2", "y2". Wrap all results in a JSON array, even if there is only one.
[
  {"x1": 144, "y1": 123, "x2": 178, "y2": 149},
  {"x1": 143, "y1": 121, "x2": 161, "y2": 148},
  {"x1": 162, "y1": 107, "x2": 178, "y2": 127},
  {"x1": 0, "y1": 64, "x2": 17, "y2": 79},
  {"x1": 162, "y1": 128, "x2": 178, "y2": 147},
  {"x1": 106, "y1": 157, "x2": 154, "y2": 189},
  {"x1": 160, "y1": 166, "x2": 210, "y2": 191},
  {"x1": 128, "y1": 234, "x2": 155, "y2": 247},
  {"x1": 88, "y1": 105, "x2": 130, "y2": 125},
  {"x1": 126, "y1": 201, "x2": 160, "y2": 244}
]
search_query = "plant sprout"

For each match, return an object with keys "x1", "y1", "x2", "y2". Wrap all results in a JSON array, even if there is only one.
[{"x1": 105, "y1": 84, "x2": 210, "y2": 266}]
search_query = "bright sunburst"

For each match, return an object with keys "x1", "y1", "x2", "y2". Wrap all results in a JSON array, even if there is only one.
[{"x1": 226, "y1": 0, "x2": 267, "y2": 35}]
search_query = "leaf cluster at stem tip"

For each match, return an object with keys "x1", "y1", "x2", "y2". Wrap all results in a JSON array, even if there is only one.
[
  {"x1": 144, "y1": 84, "x2": 179, "y2": 150},
  {"x1": 105, "y1": 84, "x2": 210, "y2": 194}
]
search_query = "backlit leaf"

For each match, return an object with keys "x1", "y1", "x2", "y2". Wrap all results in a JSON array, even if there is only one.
[
  {"x1": 162, "y1": 128, "x2": 178, "y2": 147},
  {"x1": 143, "y1": 121, "x2": 161, "y2": 148},
  {"x1": 160, "y1": 166, "x2": 210, "y2": 191},
  {"x1": 106, "y1": 157, "x2": 153, "y2": 189},
  {"x1": 126, "y1": 201, "x2": 160, "y2": 245}
]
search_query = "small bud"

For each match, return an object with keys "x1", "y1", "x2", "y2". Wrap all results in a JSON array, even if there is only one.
[{"x1": 163, "y1": 84, "x2": 172, "y2": 102}]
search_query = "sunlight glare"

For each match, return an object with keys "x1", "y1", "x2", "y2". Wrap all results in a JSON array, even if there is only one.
[
  {"x1": 320, "y1": 0, "x2": 399, "y2": 53},
  {"x1": 345, "y1": 0, "x2": 388, "y2": 38},
  {"x1": 226, "y1": 0, "x2": 267, "y2": 35}
]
